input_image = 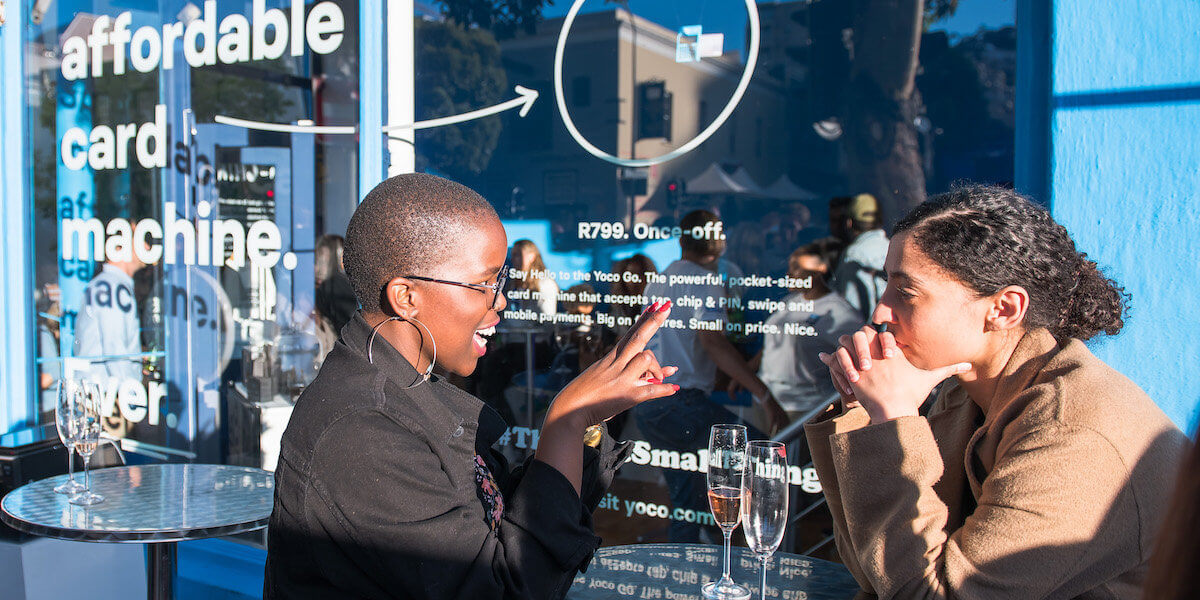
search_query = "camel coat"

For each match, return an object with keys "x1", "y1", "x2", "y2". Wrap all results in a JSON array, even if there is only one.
[{"x1": 805, "y1": 328, "x2": 1186, "y2": 599}]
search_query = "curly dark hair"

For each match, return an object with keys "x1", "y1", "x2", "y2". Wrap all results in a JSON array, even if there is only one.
[{"x1": 893, "y1": 185, "x2": 1129, "y2": 341}]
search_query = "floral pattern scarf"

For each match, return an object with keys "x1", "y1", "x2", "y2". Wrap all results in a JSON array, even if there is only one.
[{"x1": 473, "y1": 454, "x2": 505, "y2": 530}]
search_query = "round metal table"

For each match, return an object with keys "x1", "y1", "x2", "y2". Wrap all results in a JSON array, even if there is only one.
[
  {"x1": 567, "y1": 543, "x2": 862, "y2": 600},
  {"x1": 0, "y1": 463, "x2": 274, "y2": 600}
]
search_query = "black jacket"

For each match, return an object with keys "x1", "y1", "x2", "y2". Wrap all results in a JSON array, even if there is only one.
[{"x1": 265, "y1": 313, "x2": 627, "y2": 599}]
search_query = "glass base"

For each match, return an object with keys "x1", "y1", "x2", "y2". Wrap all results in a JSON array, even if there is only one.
[
  {"x1": 69, "y1": 491, "x2": 104, "y2": 506},
  {"x1": 701, "y1": 578, "x2": 751, "y2": 600},
  {"x1": 54, "y1": 479, "x2": 86, "y2": 495}
]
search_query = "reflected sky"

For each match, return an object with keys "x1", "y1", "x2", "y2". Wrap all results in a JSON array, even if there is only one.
[{"x1": 543, "y1": 0, "x2": 1015, "y2": 62}]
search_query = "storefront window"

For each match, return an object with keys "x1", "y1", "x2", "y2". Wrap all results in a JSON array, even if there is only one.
[
  {"x1": 26, "y1": 0, "x2": 360, "y2": 464},
  {"x1": 16, "y1": 0, "x2": 1015, "y2": 553},
  {"x1": 412, "y1": 0, "x2": 1015, "y2": 548}
]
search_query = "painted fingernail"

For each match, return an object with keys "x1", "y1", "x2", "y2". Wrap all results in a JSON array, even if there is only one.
[
  {"x1": 884, "y1": 350, "x2": 895, "y2": 358},
  {"x1": 671, "y1": 384, "x2": 680, "y2": 391},
  {"x1": 861, "y1": 359, "x2": 871, "y2": 370},
  {"x1": 645, "y1": 301, "x2": 659, "y2": 314},
  {"x1": 658, "y1": 300, "x2": 672, "y2": 312},
  {"x1": 647, "y1": 378, "x2": 662, "y2": 385},
  {"x1": 849, "y1": 373, "x2": 859, "y2": 383}
]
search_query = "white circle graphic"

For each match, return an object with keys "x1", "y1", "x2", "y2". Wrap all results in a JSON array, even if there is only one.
[
  {"x1": 282, "y1": 252, "x2": 298, "y2": 271},
  {"x1": 553, "y1": 0, "x2": 761, "y2": 167}
]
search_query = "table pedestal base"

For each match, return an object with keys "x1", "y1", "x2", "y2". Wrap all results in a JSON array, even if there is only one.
[{"x1": 147, "y1": 542, "x2": 177, "y2": 600}]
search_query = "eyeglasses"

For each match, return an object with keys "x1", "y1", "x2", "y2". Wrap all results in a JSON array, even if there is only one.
[{"x1": 403, "y1": 265, "x2": 509, "y2": 311}]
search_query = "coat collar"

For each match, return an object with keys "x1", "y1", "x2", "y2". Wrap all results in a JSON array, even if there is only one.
[
  {"x1": 982, "y1": 327, "x2": 1061, "y2": 428},
  {"x1": 338, "y1": 312, "x2": 508, "y2": 448},
  {"x1": 957, "y1": 327, "x2": 1062, "y2": 495}
]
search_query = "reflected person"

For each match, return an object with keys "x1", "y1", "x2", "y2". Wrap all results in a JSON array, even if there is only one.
[
  {"x1": 749, "y1": 242, "x2": 860, "y2": 422},
  {"x1": 828, "y1": 193, "x2": 888, "y2": 321},
  {"x1": 634, "y1": 209, "x2": 786, "y2": 543},
  {"x1": 75, "y1": 250, "x2": 144, "y2": 385}
]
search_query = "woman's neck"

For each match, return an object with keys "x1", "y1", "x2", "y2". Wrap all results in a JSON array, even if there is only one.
[
  {"x1": 369, "y1": 313, "x2": 432, "y2": 375},
  {"x1": 957, "y1": 329, "x2": 1024, "y2": 416}
]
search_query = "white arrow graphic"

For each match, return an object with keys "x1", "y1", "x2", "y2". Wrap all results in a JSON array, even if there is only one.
[
  {"x1": 382, "y1": 85, "x2": 539, "y2": 133},
  {"x1": 212, "y1": 85, "x2": 538, "y2": 136},
  {"x1": 211, "y1": 116, "x2": 357, "y2": 134}
]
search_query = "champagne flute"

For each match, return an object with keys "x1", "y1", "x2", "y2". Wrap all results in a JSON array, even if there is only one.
[
  {"x1": 69, "y1": 380, "x2": 104, "y2": 506},
  {"x1": 53, "y1": 377, "x2": 86, "y2": 495},
  {"x1": 742, "y1": 441, "x2": 789, "y2": 600},
  {"x1": 702, "y1": 424, "x2": 751, "y2": 600}
]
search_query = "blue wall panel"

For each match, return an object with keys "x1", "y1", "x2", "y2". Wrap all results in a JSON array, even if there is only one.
[{"x1": 1049, "y1": 0, "x2": 1200, "y2": 432}]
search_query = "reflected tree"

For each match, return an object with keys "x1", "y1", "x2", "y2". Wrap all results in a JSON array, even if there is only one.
[
  {"x1": 843, "y1": 0, "x2": 958, "y2": 226},
  {"x1": 436, "y1": 0, "x2": 554, "y2": 39},
  {"x1": 414, "y1": 19, "x2": 507, "y2": 180}
]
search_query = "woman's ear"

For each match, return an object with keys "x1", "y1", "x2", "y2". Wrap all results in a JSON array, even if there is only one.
[
  {"x1": 987, "y1": 285, "x2": 1029, "y2": 331},
  {"x1": 383, "y1": 277, "x2": 419, "y2": 319}
]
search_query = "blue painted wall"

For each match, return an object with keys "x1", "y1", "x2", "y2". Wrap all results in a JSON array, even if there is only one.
[{"x1": 1044, "y1": 0, "x2": 1200, "y2": 432}]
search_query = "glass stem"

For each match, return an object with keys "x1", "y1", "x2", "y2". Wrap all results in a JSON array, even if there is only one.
[
  {"x1": 760, "y1": 556, "x2": 769, "y2": 600},
  {"x1": 66, "y1": 445, "x2": 76, "y2": 482},
  {"x1": 722, "y1": 529, "x2": 733, "y2": 581},
  {"x1": 82, "y1": 454, "x2": 91, "y2": 491}
]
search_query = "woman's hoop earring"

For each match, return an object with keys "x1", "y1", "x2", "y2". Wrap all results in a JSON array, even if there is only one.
[{"x1": 366, "y1": 316, "x2": 437, "y2": 389}]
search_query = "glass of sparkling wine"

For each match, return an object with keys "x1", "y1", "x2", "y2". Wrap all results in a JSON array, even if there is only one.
[
  {"x1": 743, "y1": 441, "x2": 789, "y2": 600},
  {"x1": 69, "y1": 380, "x2": 104, "y2": 506},
  {"x1": 53, "y1": 377, "x2": 86, "y2": 495},
  {"x1": 702, "y1": 424, "x2": 751, "y2": 600}
]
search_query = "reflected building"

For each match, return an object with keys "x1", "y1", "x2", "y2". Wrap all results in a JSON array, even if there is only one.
[{"x1": 469, "y1": 8, "x2": 790, "y2": 243}]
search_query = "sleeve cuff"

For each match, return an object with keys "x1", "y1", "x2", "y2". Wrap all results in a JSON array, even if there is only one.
[
  {"x1": 505, "y1": 459, "x2": 602, "y2": 570},
  {"x1": 830, "y1": 416, "x2": 945, "y2": 504}
]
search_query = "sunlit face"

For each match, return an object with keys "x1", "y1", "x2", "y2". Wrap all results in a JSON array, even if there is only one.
[
  {"x1": 411, "y1": 217, "x2": 509, "y2": 377},
  {"x1": 871, "y1": 231, "x2": 993, "y2": 370}
]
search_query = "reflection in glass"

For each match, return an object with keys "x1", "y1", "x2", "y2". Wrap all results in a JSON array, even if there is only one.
[
  {"x1": 53, "y1": 377, "x2": 85, "y2": 496},
  {"x1": 743, "y1": 441, "x2": 789, "y2": 600},
  {"x1": 703, "y1": 424, "x2": 750, "y2": 600},
  {"x1": 69, "y1": 380, "x2": 104, "y2": 506}
]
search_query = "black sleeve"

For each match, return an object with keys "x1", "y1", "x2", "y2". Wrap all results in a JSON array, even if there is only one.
[{"x1": 305, "y1": 410, "x2": 601, "y2": 600}]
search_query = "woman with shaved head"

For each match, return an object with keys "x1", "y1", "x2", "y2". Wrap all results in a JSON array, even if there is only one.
[{"x1": 265, "y1": 173, "x2": 680, "y2": 599}]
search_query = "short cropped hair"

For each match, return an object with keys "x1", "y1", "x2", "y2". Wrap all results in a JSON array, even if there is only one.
[{"x1": 343, "y1": 173, "x2": 499, "y2": 313}]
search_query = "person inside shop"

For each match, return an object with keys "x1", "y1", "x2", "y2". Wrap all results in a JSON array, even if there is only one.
[
  {"x1": 828, "y1": 193, "x2": 889, "y2": 321},
  {"x1": 634, "y1": 209, "x2": 788, "y2": 543},
  {"x1": 313, "y1": 233, "x2": 357, "y2": 359},
  {"x1": 36, "y1": 282, "x2": 62, "y2": 421},
  {"x1": 75, "y1": 247, "x2": 145, "y2": 385},
  {"x1": 473, "y1": 238, "x2": 562, "y2": 425},
  {"x1": 607, "y1": 254, "x2": 657, "y2": 336},
  {"x1": 741, "y1": 241, "x2": 860, "y2": 422},
  {"x1": 264, "y1": 173, "x2": 681, "y2": 600},
  {"x1": 808, "y1": 185, "x2": 1185, "y2": 598},
  {"x1": 509, "y1": 239, "x2": 558, "y2": 316}
]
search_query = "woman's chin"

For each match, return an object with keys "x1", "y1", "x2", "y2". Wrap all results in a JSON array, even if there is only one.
[{"x1": 447, "y1": 356, "x2": 480, "y2": 378}]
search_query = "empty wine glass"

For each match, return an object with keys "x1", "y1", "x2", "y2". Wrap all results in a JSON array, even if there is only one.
[
  {"x1": 69, "y1": 380, "x2": 104, "y2": 506},
  {"x1": 702, "y1": 424, "x2": 751, "y2": 600},
  {"x1": 743, "y1": 441, "x2": 789, "y2": 600},
  {"x1": 53, "y1": 377, "x2": 86, "y2": 495}
]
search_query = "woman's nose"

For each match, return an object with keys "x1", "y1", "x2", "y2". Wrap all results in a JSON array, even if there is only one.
[{"x1": 870, "y1": 302, "x2": 893, "y2": 327}]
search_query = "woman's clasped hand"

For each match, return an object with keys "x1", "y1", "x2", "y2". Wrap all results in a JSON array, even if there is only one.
[{"x1": 818, "y1": 326, "x2": 971, "y2": 424}]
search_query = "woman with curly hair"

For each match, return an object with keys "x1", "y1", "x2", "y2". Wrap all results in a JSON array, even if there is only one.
[{"x1": 807, "y1": 185, "x2": 1185, "y2": 599}]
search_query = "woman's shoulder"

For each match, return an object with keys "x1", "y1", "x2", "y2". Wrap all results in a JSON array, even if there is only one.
[{"x1": 1003, "y1": 336, "x2": 1182, "y2": 461}]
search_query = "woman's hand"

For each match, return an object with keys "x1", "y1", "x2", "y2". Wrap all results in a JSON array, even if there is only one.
[
  {"x1": 545, "y1": 300, "x2": 679, "y2": 431},
  {"x1": 537, "y1": 300, "x2": 679, "y2": 494},
  {"x1": 818, "y1": 326, "x2": 971, "y2": 424}
]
